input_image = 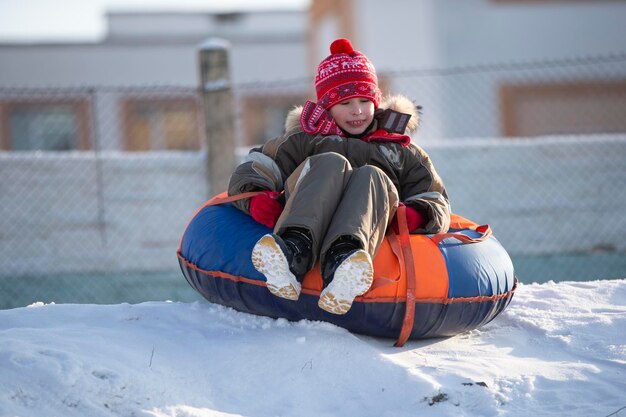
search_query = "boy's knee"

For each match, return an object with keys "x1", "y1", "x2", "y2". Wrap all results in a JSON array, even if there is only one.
[
  {"x1": 307, "y1": 152, "x2": 351, "y2": 170},
  {"x1": 353, "y1": 165, "x2": 398, "y2": 197},
  {"x1": 358, "y1": 164, "x2": 384, "y2": 176},
  {"x1": 354, "y1": 164, "x2": 388, "y2": 182}
]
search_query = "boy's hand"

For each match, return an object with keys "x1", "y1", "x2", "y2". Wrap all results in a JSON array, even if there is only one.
[
  {"x1": 249, "y1": 191, "x2": 282, "y2": 228},
  {"x1": 391, "y1": 203, "x2": 425, "y2": 234}
]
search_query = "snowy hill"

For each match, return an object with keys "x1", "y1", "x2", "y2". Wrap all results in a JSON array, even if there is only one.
[{"x1": 1, "y1": 279, "x2": 625, "y2": 417}]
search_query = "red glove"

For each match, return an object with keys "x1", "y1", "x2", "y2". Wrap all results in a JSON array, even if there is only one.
[
  {"x1": 390, "y1": 203, "x2": 426, "y2": 234},
  {"x1": 249, "y1": 191, "x2": 282, "y2": 228}
]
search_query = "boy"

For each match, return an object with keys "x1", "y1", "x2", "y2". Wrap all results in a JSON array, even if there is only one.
[{"x1": 228, "y1": 38, "x2": 451, "y2": 315}]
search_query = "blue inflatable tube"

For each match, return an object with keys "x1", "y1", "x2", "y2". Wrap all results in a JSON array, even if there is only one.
[{"x1": 177, "y1": 199, "x2": 517, "y2": 344}]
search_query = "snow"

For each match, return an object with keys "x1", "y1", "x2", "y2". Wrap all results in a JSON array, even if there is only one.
[{"x1": 1, "y1": 279, "x2": 625, "y2": 417}]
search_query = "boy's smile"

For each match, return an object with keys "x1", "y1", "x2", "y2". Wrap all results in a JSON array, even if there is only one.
[{"x1": 329, "y1": 98, "x2": 375, "y2": 136}]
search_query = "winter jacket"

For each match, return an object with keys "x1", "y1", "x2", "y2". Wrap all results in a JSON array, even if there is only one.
[{"x1": 228, "y1": 95, "x2": 451, "y2": 236}]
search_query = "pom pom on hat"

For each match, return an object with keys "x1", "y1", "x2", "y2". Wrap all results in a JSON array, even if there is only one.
[
  {"x1": 314, "y1": 38, "x2": 381, "y2": 109},
  {"x1": 330, "y1": 38, "x2": 354, "y2": 55}
]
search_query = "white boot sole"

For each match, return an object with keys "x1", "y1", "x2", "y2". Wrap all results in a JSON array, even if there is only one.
[
  {"x1": 251, "y1": 234, "x2": 301, "y2": 300},
  {"x1": 318, "y1": 249, "x2": 374, "y2": 315}
]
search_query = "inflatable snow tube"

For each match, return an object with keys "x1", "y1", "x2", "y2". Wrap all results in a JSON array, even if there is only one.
[{"x1": 177, "y1": 193, "x2": 517, "y2": 345}]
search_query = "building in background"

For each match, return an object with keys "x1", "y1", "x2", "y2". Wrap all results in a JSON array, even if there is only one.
[
  {"x1": 0, "y1": 7, "x2": 309, "y2": 150},
  {"x1": 2, "y1": 1, "x2": 626, "y2": 149}
]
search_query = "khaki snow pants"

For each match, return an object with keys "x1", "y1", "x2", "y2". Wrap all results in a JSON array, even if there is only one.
[{"x1": 275, "y1": 152, "x2": 399, "y2": 268}]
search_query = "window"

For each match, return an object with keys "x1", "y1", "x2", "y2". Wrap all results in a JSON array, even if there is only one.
[
  {"x1": 240, "y1": 94, "x2": 308, "y2": 146},
  {"x1": 500, "y1": 80, "x2": 626, "y2": 137},
  {"x1": 122, "y1": 98, "x2": 201, "y2": 151},
  {"x1": 0, "y1": 101, "x2": 91, "y2": 151}
]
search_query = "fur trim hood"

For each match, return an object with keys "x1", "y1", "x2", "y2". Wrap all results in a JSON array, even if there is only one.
[{"x1": 284, "y1": 94, "x2": 420, "y2": 136}]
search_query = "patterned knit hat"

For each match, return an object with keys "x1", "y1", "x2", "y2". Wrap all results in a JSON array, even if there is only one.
[{"x1": 315, "y1": 38, "x2": 382, "y2": 110}]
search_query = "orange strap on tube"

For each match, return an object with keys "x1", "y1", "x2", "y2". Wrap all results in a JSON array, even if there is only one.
[
  {"x1": 204, "y1": 190, "x2": 266, "y2": 207},
  {"x1": 394, "y1": 205, "x2": 418, "y2": 347}
]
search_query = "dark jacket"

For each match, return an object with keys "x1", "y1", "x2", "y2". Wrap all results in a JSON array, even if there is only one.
[{"x1": 228, "y1": 95, "x2": 451, "y2": 234}]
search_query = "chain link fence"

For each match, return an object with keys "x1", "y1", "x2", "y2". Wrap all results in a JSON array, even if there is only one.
[
  {"x1": 1, "y1": 54, "x2": 625, "y2": 309},
  {"x1": 0, "y1": 86, "x2": 209, "y2": 308}
]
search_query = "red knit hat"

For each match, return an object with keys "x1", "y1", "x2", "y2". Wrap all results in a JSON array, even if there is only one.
[{"x1": 314, "y1": 38, "x2": 382, "y2": 110}]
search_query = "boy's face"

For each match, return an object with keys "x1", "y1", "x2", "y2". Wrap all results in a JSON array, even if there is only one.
[{"x1": 329, "y1": 98, "x2": 375, "y2": 136}]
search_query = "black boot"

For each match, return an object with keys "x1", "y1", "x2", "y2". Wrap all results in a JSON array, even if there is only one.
[
  {"x1": 251, "y1": 228, "x2": 312, "y2": 301},
  {"x1": 280, "y1": 228, "x2": 314, "y2": 282},
  {"x1": 319, "y1": 236, "x2": 374, "y2": 315},
  {"x1": 321, "y1": 236, "x2": 361, "y2": 287}
]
